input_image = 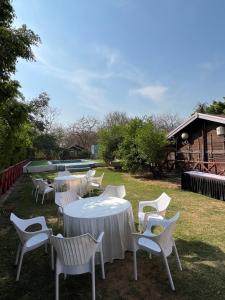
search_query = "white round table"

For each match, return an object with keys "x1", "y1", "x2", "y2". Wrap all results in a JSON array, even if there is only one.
[
  {"x1": 54, "y1": 174, "x2": 87, "y2": 195},
  {"x1": 63, "y1": 196, "x2": 135, "y2": 262}
]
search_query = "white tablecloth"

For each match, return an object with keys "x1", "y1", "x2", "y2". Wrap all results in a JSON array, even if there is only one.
[
  {"x1": 63, "y1": 196, "x2": 135, "y2": 262},
  {"x1": 54, "y1": 174, "x2": 87, "y2": 195},
  {"x1": 185, "y1": 171, "x2": 225, "y2": 181}
]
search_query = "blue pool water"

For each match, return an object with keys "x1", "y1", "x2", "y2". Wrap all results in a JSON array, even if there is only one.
[{"x1": 51, "y1": 159, "x2": 84, "y2": 164}]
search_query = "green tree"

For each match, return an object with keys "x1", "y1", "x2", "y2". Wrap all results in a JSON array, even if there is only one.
[
  {"x1": 0, "y1": 0, "x2": 40, "y2": 168},
  {"x1": 194, "y1": 99, "x2": 225, "y2": 115},
  {"x1": 33, "y1": 133, "x2": 60, "y2": 159},
  {"x1": 119, "y1": 118, "x2": 168, "y2": 176},
  {"x1": 98, "y1": 125, "x2": 125, "y2": 163}
]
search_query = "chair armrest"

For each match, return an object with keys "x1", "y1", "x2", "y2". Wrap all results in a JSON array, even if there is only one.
[
  {"x1": 24, "y1": 216, "x2": 48, "y2": 230},
  {"x1": 56, "y1": 233, "x2": 64, "y2": 238},
  {"x1": 146, "y1": 217, "x2": 166, "y2": 231},
  {"x1": 23, "y1": 227, "x2": 53, "y2": 241},
  {"x1": 91, "y1": 177, "x2": 101, "y2": 184},
  {"x1": 139, "y1": 199, "x2": 158, "y2": 212}
]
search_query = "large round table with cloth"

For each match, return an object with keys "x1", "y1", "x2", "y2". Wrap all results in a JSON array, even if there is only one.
[
  {"x1": 54, "y1": 174, "x2": 87, "y2": 196},
  {"x1": 63, "y1": 196, "x2": 135, "y2": 262}
]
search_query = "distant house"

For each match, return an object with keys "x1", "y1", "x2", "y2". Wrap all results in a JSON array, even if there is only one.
[
  {"x1": 60, "y1": 144, "x2": 85, "y2": 159},
  {"x1": 167, "y1": 113, "x2": 225, "y2": 174},
  {"x1": 67, "y1": 145, "x2": 85, "y2": 158}
]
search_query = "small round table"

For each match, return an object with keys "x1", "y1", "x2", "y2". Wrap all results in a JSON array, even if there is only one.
[{"x1": 63, "y1": 196, "x2": 135, "y2": 262}]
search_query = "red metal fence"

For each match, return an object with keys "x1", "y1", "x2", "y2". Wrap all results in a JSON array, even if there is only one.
[{"x1": 0, "y1": 160, "x2": 29, "y2": 196}]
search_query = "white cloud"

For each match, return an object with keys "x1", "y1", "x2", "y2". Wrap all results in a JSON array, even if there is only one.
[
  {"x1": 31, "y1": 45, "x2": 168, "y2": 114},
  {"x1": 130, "y1": 85, "x2": 168, "y2": 102},
  {"x1": 199, "y1": 62, "x2": 215, "y2": 71},
  {"x1": 93, "y1": 44, "x2": 121, "y2": 67},
  {"x1": 33, "y1": 47, "x2": 114, "y2": 113}
]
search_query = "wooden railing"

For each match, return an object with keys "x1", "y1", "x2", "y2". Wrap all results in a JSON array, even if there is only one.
[
  {"x1": 0, "y1": 160, "x2": 29, "y2": 196},
  {"x1": 164, "y1": 159, "x2": 225, "y2": 175}
]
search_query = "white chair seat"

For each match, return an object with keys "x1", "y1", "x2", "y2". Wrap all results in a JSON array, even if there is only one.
[
  {"x1": 45, "y1": 186, "x2": 54, "y2": 193},
  {"x1": 138, "y1": 237, "x2": 161, "y2": 253},
  {"x1": 26, "y1": 233, "x2": 49, "y2": 248}
]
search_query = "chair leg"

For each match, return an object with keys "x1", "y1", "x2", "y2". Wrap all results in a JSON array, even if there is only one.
[
  {"x1": 51, "y1": 245, "x2": 54, "y2": 271},
  {"x1": 57, "y1": 212, "x2": 60, "y2": 227},
  {"x1": 16, "y1": 248, "x2": 25, "y2": 281},
  {"x1": 15, "y1": 243, "x2": 21, "y2": 265},
  {"x1": 55, "y1": 272, "x2": 59, "y2": 300},
  {"x1": 42, "y1": 193, "x2": 45, "y2": 205},
  {"x1": 133, "y1": 250, "x2": 137, "y2": 280},
  {"x1": 173, "y1": 242, "x2": 182, "y2": 271},
  {"x1": 162, "y1": 255, "x2": 175, "y2": 291},
  {"x1": 91, "y1": 257, "x2": 96, "y2": 300},
  {"x1": 100, "y1": 249, "x2": 105, "y2": 279},
  {"x1": 36, "y1": 191, "x2": 39, "y2": 203}
]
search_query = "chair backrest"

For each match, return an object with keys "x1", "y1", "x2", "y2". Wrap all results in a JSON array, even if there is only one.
[
  {"x1": 37, "y1": 180, "x2": 49, "y2": 193},
  {"x1": 10, "y1": 213, "x2": 28, "y2": 243},
  {"x1": 101, "y1": 185, "x2": 126, "y2": 199},
  {"x1": 55, "y1": 190, "x2": 78, "y2": 208},
  {"x1": 32, "y1": 178, "x2": 43, "y2": 189},
  {"x1": 86, "y1": 169, "x2": 96, "y2": 178},
  {"x1": 155, "y1": 192, "x2": 171, "y2": 213},
  {"x1": 58, "y1": 171, "x2": 71, "y2": 177},
  {"x1": 50, "y1": 234, "x2": 97, "y2": 266},
  {"x1": 154, "y1": 212, "x2": 180, "y2": 257}
]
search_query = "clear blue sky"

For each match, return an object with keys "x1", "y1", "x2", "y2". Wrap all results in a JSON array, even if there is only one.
[{"x1": 13, "y1": 0, "x2": 225, "y2": 125}]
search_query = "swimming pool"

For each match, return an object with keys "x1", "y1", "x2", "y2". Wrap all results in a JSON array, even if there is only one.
[
  {"x1": 24, "y1": 159, "x2": 105, "y2": 173},
  {"x1": 50, "y1": 159, "x2": 96, "y2": 171}
]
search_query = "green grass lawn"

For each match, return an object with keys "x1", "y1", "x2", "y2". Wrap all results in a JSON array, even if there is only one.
[{"x1": 1, "y1": 168, "x2": 225, "y2": 299}]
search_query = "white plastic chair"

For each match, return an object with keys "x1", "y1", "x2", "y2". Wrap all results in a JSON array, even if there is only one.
[
  {"x1": 132, "y1": 212, "x2": 182, "y2": 291},
  {"x1": 50, "y1": 232, "x2": 105, "y2": 300},
  {"x1": 36, "y1": 179, "x2": 54, "y2": 204},
  {"x1": 87, "y1": 173, "x2": 104, "y2": 194},
  {"x1": 55, "y1": 190, "x2": 82, "y2": 225},
  {"x1": 31, "y1": 178, "x2": 43, "y2": 198},
  {"x1": 100, "y1": 185, "x2": 126, "y2": 199},
  {"x1": 138, "y1": 192, "x2": 171, "y2": 231},
  {"x1": 10, "y1": 213, "x2": 53, "y2": 281}
]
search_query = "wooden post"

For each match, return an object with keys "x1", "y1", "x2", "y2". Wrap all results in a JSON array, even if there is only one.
[{"x1": 202, "y1": 121, "x2": 208, "y2": 163}]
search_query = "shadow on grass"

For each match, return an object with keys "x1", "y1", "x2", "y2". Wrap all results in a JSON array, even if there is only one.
[{"x1": 172, "y1": 238, "x2": 225, "y2": 300}]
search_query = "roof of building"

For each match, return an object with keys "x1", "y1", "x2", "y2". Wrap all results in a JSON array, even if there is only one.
[
  {"x1": 167, "y1": 113, "x2": 225, "y2": 139},
  {"x1": 67, "y1": 144, "x2": 84, "y2": 150}
]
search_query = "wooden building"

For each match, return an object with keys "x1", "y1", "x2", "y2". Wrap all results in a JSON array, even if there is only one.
[{"x1": 167, "y1": 113, "x2": 225, "y2": 174}]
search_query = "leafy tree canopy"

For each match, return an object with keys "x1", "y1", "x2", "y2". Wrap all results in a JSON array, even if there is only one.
[
  {"x1": 98, "y1": 125, "x2": 125, "y2": 163},
  {"x1": 0, "y1": 0, "x2": 41, "y2": 168},
  {"x1": 194, "y1": 99, "x2": 225, "y2": 115}
]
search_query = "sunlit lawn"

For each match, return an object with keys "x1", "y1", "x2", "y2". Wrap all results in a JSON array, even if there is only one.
[{"x1": 1, "y1": 168, "x2": 225, "y2": 299}]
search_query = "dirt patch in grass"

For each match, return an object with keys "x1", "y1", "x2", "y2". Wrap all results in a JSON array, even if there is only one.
[{"x1": 124, "y1": 173, "x2": 180, "y2": 189}]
